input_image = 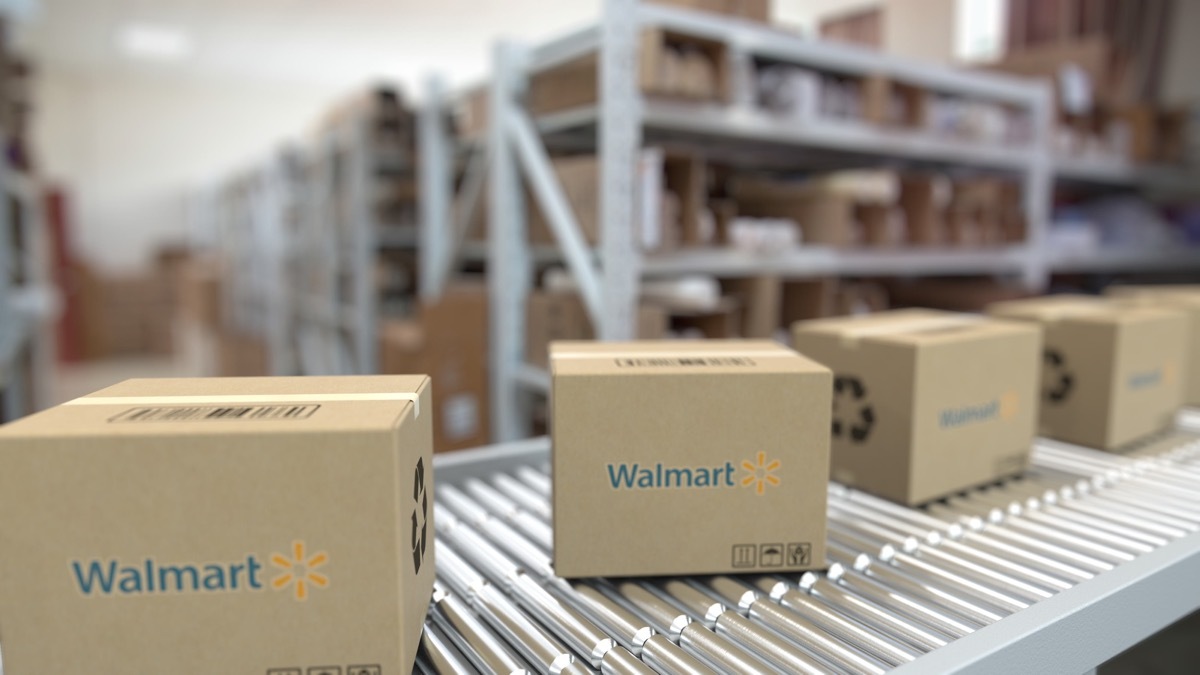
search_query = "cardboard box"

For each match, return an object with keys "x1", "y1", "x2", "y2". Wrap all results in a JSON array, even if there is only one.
[
  {"x1": 862, "y1": 75, "x2": 928, "y2": 129},
  {"x1": 526, "y1": 290, "x2": 670, "y2": 368},
  {"x1": 793, "y1": 310, "x2": 1041, "y2": 505},
  {"x1": 380, "y1": 283, "x2": 491, "y2": 452},
  {"x1": 900, "y1": 175, "x2": 948, "y2": 245},
  {"x1": 176, "y1": 256, "x2": 224, "y2": 329},
  {"x1": 648, "y1": 0, "x2": 771, "y2": 22},
  {"x1": 217, "y1": 329, "x2": 269, "y2": 377},
  {"x1": 987, "y1": 296, "x2": 1188, "y2": 450},
  {"x1": 551, "y1": 340, "x2": 830, "y2": 577},
  {"x1": 527, "y1": 31, "x2": 730, "y2": 117},
  {"x1": 671, "y1": 299, "x2": 742, "y2": 338},
  {"x1": 724, "y1": 275, "x2": 782, "y2": 338},
  {"x1": 1105, "y1": 285, "x2": 1200, "y2": 407},
  {"x1": 0, "y1": 376, "x2": 435, "y2": 674}
]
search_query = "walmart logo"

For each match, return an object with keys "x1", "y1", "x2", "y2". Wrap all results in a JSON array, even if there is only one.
[
  {"x1": 606, "y1": 452, "x2": 781, "y2": 495},
  {"x1": 71, "y1": 539, "x2": 328, "y2": 601},
  {"x1": 939, "y1": 391, "x2": 1019, "y2": 429},
  {"x1": 1129, "y1": 363, "x2": 1174, "y2": 390}
]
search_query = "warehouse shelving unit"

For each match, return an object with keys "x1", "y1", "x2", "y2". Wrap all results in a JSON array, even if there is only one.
[
  {"x1": 420, "y1": 0, "x2": 1200, "y2": 441},
  {"x1": 200, "y1": 89, "x2": 468, "y2": 377},
  {"x1": 430, "y1": 422, "x2": 1200, "y2": 674},
  {"x1": 0, "y1": 154, "x2": 51, "y2": 422},
  {"x1": 214, "y1": 156, "x2": 298, "y2": 376}
]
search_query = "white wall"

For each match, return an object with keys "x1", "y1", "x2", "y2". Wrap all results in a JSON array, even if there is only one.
[
  {"x1": 881, "y1": 0, "x2": 957, "y2": 64},
  {"x1": 33, "y1": 67, "x2": 345, "y2": 272}
]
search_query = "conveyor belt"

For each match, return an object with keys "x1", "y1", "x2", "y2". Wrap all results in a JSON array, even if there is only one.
[{"x1": 422, "y1": 424, "x2": 1200, "y2": 674}]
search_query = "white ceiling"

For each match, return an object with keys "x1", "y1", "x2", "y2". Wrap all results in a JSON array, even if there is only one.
[
  {"x1": 13, "y1": 0, "x2": 605, "y2": 90},
  {"x1": 11, "y1": 1, "x2": 875, "y2": 91}
]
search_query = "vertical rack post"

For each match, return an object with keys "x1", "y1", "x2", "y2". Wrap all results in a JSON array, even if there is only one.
[
  {"x1": 598, "y1": 0, "x2": 643, "y2": 340},
  {"x1": 490, "y1": 41, "x2": 533, "y2": 442},
  {"x1": 419, "y1": 75, "x2": 451, "y2": 301},
  {"x1": 349, "y1": 116, "x2": 379, "y2": 374},
  {"x1": 1022, "y1": 81, "x2": 1055, "y2": 290}
]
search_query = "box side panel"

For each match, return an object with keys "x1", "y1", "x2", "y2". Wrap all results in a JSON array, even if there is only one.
[
  {"x1": 1109, "y1": 315, "x2": 1189, "y2": 448},
  {"x1": 794, "y1": 330, "x2": 915, "y2": 505},
  {"x1": 395, "y1": 382, "x2": 436, "y2": 671},
  {"x1": 552, "y1": 367, "x2": 830, "y2": 578},
  {"x1": 909, "y1": 328, "x2": 1041, "y2": 504},
  {"x1": 0, "y1": 430, "x2": 403, "y2": 674},
  {"x1": 1037, "y1": 321, "x2": 1115, "y2": 449}
]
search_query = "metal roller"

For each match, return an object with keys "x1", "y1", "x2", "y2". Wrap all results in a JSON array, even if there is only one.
[
  {"x1": 824, "y1": 562, "x2": 981, "y2": 638},
  {"x1": 419, "y1": 620, "x2": 484, "y2": 675},
  {"x1": 669, "y1": 615, "x2": 785, "y2": 675},
  {"x1": 437, "y1": 543, "x2": 589, "y2": 675},
  {"x1": 736, "y1": 591, "x2": 888, "y2": 674},
  {"x1": 493, "y1": 473, "x2": 555, "y2": 521},
  {"x1": 826, "y1": 541, "x2": 1008, "y2": 626},
  {"x1": 596, "y1": 642, "x2": 657, "y2": 675},
  {"x1": 633, "y1": 631, "x2": 715, "y2": 675},
  {"x1": 517, "y1": 465, "x2": 553, "y2": 496},
  {"x1": 792, "y1": 573, "x2": 952, "y2": 651},
  {"x1": 704, "y1": 603, "x2": 832, "y2": 675},
  {"x1": 431, "y1": 584, "x2": 532, "y2": 674},
  {"x1": 438, "y1": 503, "x2": 617, "y2": 669},
  {"x1": 749, "y1": 580, "x2": 919, "y2": 666}
]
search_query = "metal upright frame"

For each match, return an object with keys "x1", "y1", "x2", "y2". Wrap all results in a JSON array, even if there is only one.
[
  {"x1": 0, "y1": 148, "x2": 52, "y2": 421},
  {"x1": 468, "y1": 0, "x2": 1064, "y2": 441}
]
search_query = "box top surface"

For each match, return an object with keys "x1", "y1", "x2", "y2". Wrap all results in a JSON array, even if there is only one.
[
  {"x1": 1108, "y1": 285, "x2": 1200, "y2": 307},
  {"x1": 987, "y1": 295, "x2": 1185, "y2": 325},
  {"x1": 793, "y1": 308, "x2": 1035, "y2": 346},
  {"x1": 550, "y1": 339, "x2": 828, "y2": 375},
  {"x1": 0, "y1": 375, "x2": 429, "y2": 438}
]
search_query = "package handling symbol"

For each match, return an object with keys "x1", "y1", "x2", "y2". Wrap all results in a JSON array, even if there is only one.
[{"x1": 347, "y1": 667, "x2": 381, "y2": 675}]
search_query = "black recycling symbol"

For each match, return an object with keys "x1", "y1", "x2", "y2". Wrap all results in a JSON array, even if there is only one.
[
  {"x1": 412, "y1": 457, "x2": 428, "y2": 573},
  {"x1": 1043, "y1": 349, "x2": 1074, "y2": 404},
  {"x1": 833, "y1": 375, "x2": 874, "y2": 443}
]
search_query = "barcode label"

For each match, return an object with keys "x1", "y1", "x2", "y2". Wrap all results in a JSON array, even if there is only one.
[
  {"x1": 109, "y1": 405, "x2": 320, "y2": 423},
  {"x1": 614, "y1": 357, "x2": 757, "y2": 368}
]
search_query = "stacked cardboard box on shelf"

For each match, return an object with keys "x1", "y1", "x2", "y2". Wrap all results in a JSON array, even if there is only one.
[
  {"x1": 991, "y1": 0, "x2": 1188, "y2": 165},
  {"x1": 527, "y1": 30, "x2": 730, "y2": 118},
  {"x1": 379, "y1": 283, "x2": 491, "y2": 452},
  {"x1": 734, "y1": 171, "x2": 1024, "y2": 249},
  {"x1": 76, "y1": 264, "x2": 174, "y2": 361},
  {"x1": 526, "y1": 290, "x2": 668, "y2": 368}
]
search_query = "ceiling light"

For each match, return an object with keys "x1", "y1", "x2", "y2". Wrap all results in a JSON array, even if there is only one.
[{"x1": 116, "y1": 22, "x2": 194, "y2": 61}]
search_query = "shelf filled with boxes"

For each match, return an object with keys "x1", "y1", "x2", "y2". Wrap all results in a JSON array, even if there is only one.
[
  {"x1": 424, "y1": 0, "x2": 1200, "y2": 442},
  {"x1": 438, "y1": 0, "x2": 1063, "y2": 441}
]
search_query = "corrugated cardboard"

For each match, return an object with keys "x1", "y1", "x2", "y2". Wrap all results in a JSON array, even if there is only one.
[
  {"x1": 0, "y1": 376, "x2": 435, "y2": 674},
  {"x1": 217, "y1": 329, "x2": 269, "y2": 377},
  {"x1": 1105, "y1": 285, "x2": 1200, "y2": 407},
  {"x1": 551, "y1": 340, "x2": 831, "y2": 577},
  {"x1": 987, "y1": 296, "x2": 1187, "y2": 450},
  {"x1": 648, "y1": 0, "x2": 771, "y2": 22},
  {"x1": 525, "y1": 290, "x2": 670, "y2": 369},
  {"x1": 379, "y1": 283, "x2": 491, "y2": 452},
  {"x1": 793, "y1": 309, "x2": 1041, "y2": 505}
]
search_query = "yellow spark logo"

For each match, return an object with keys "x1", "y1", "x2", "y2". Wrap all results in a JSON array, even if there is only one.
[
  {"x1": 741, "y1": 452, "x2": 781, "y2": 496},
  {"x1": 999, "y1": 391, "x2": 1020, "y2": 421},
  {"x1": 1165, "y1": 362, "x2": 1177, "y2": 386},
  {"x1": 270, "y1": 540, "x2": 329, "y2": 601}
]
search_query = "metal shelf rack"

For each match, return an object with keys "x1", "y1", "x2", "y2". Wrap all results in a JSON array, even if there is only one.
[
  {"x1": 427, "y1": 418, "x2": 1200, "y2": 674},
  {"x1": 198, "y1": 89, "x2": 466, "y2": 377},
  {"x1": 0, "y1": 156, "x2": 52, "y2": 423},
  {"x1": 417, "y1": 0, "x2": 1200, "y2": 442}
]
